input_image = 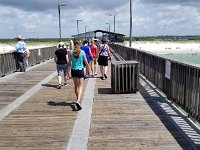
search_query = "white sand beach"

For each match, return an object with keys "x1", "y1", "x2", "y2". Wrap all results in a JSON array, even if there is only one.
[
  {"x1": 124, "y1": 41, "x2": 200, "y2": 54},
  {"x1": 1, "y1": 41, "x2": 200, "y2": 55},
  {"x1": 0, "y1": 43, "x2": 56, "y2": 54}
]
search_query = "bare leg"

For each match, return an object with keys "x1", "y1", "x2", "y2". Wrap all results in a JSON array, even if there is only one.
[
  {"x1": 67, "y1": 66, "x2": 71, "y2": 80},
  {"x1": 76, "y1": 78, "x2": 84, "y2": 103},
  {"x1": 100, "y1": 65, "x2": 104, "y2": 79},
  {"x1": 94, "y1": 61, "x2": 98, "y2": 75},
  {"x1": 83, "y1": 67, "x2": 86, "y2": 76},
  {"x1": 104, "y1": 66, "x2": 108, "y2": 75},
  {"x1": 64, "y1": 75, "x2": 67, "y2": 83},
  {"x1": 58, "y1": 76, "x2": 62, "y2": 85},
  {"x1": 91, "y1": 61, "x2": 94, "y2": 76},
  {"x1": 73, "y1": 77, "x2": 79, "y2": 99}
]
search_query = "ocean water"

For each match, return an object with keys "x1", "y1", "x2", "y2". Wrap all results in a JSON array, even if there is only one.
[{"x1": 161, "y1": 53, "x2": 200, "y2": 65}]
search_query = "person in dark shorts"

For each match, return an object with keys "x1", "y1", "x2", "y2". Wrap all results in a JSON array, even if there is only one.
[
  {"x1": 54, "y1": 42, "x2": 68, "y2": 89},
  {"x1": 67, "y1": 40, "x2": 89, "y2": 110},
  {"x1": 97, "y1": 37, "x2": 111, "y2": 80}
]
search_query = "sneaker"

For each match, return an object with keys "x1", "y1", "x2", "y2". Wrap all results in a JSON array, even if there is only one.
[
  {"x1": 75, "y1": 102, "x2": 82, "y2": 110},
  {"x1": 84, "y1": 75, "x2": 87, "y2": 80},
  {"x1": 57, "y1": 84, "x2": 61, "y2": 89},
  {"x1": 64, "y1": 83, "x2": 68, "y2": 86},
  {"x1": 101, "y1": 76, "x2": 105, "y2": 80},
  {"x1": 104, "y1": 74, "x2": 107, "y2": 79}
]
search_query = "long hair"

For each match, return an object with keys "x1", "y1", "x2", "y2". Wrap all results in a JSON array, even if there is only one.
[{"x1": 73, "y1": 40, "x2": 81, "y2": 58}]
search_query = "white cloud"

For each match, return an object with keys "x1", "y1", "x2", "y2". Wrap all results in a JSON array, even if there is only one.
[{"x1": 0, "y1": 0, "x2": 200, "y2": 38}]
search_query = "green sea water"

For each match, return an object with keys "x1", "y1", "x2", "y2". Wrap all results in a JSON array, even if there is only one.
[{"x1": 160, "y1": 53, "x2": 200, "y2": 64}]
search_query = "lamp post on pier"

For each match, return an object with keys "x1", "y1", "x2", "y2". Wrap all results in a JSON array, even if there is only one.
[
  {"x1": 58, "y1": 3, "x2": 67, "y2": 41},
  {"x1": 85, "y1": 25, "x2": 88, "y2": 40},
  {"x1": 106, "y1": 22, "x2": 110, "y2": 40},
  {"x1": 129, "y1": 0, "x2": 132, "y2": 47},
  {"x1": 109, "y1": 13, "x2": 115, "y2": 42},
  {"x1": 77, "y1": 19, "x2": 82, "y2": 39}
]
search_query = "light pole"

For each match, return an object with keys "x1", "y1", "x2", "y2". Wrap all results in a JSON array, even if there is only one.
[
  {"x1": 109, "y1": 13, "x2": 116, "y2": 42},
  {"x1": 129, "y1": 0, "x2": 132, "y2": 47},
  {"x1": 58, "y1": 3, "x2": 66, "y2": 41},
  {"x1": 77, "y1": 19, "x2": 82, "y2": 38},
  {"x1": 85, "y1": 25, "x2": 88, "y2": 40},
  {"x1": 106, "y1": 22, "x2": 110, "y2": 40}
]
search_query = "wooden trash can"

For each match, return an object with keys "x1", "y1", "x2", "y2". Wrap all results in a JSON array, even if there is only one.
[{"x1": 111, "y1": 60, "x2": 139, "y2": 93}]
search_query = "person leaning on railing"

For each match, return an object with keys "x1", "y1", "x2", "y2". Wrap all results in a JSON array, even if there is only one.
[{"x1": 12, "y1": 35, "x2": 27, "y2": 72}]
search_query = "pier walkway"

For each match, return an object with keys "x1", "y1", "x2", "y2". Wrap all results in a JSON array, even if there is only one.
[{"x1": 0, "y1": 59, "x2": 200, "y2": 150}]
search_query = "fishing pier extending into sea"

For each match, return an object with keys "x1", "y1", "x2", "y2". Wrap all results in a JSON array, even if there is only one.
[{"x1": 0, "y1": 44, "x2": 200, "y2": 149}]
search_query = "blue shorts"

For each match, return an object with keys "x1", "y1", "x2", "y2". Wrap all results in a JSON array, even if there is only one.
[
  {"x1": 57, "y1": 64, "x2": 67, "y2": 76},
  {"x1": 71, "y1": 69, "x2": 84, "y2": 78}
]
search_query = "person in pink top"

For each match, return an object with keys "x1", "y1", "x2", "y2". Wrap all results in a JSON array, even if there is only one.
[{"x1": 90, "y1": 38, "x2": 98, "y2": 76}]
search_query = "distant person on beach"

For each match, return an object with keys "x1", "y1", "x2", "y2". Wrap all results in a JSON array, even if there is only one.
[
  {"x1": 81, "y1": 40, "x2": 93, "y2": 77},
  {"x1": 97, "y1": 37, "x2": 111, "y2": 80},
  {"x1": 12, "y1": 35, "x2": 27, "y2": 72},
  {"x1": 67, "y1": 40, "x2": 89, "y2": 110},
  {"x1": 54, "y1": 42, "x2": 69, "y2": 89},
  {"x1": 90, "y1": 38, "x2": 98, "y2": 76}
]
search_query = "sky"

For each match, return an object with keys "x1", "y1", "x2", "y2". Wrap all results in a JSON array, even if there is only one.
[{"x1": 0, "y1": 0, "x2": 200, "y2": 39}]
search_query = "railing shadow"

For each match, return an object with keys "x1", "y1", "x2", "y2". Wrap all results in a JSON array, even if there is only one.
[
  {"x1": 139, "y1": 77, "x2": 200, "y2": 150},
  {"x1": 41, "y1": 84, "x2": 57, "y2": 88},
  {"x1": 47, "y1": 101, "x2": 77, "y2": 111},
  {"x1": 98, "y1": 88, "x2": 113, "y2": 94}
]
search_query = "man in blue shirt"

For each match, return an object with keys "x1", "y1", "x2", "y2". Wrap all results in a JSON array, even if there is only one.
[{"x1": 13, "y1": 35, "x2": 27, "y2": 72}]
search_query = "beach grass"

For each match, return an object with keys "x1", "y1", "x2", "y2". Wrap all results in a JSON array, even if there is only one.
[{"x1": 0, "y1": 38, "x2": 71, "y2": 46}]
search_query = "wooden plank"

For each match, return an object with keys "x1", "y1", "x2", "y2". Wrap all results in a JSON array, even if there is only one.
[{"x1": 88, "y1": 69, "x2": 186, "y2": 150}]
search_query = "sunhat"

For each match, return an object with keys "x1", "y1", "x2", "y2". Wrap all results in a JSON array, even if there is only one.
[
  {"x1": 58, "y1": 41, "x2": 65, "y2": 48},
  {"x1": 16, "y1": 35, "x2": 24, "y2": 40},
  {"x1": 59, "y1": 41, "x2": 64, "y2": 46}
]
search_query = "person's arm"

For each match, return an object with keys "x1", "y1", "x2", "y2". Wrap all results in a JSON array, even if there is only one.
[
  {"x1": 66, "y1": 52, "x2": 69, "y2": 63},
  {"x1": 66, "y1": 52, "x2": 71, "y2": 78},
  {"x1": 95, "y1": 45, "x2": 99, "y2": 61},
  {"x1": 54, "y1": 54, "x2": 57, "y2": 63},
  {"x1": 89, "y1": 47, "x2": 93, "y2": 60},
  {"x1": 83, "y1": 54, "x2": 90, "y2": 74},
  {"x1": 107, "y1": 45, "x2": 111, "y2": 60},
  {"x1": 12, "y1": 42, "x2": 19, "y2": 52},
  {"x1": 95, "y1": 45, "x2": 99, "y2": 58}
]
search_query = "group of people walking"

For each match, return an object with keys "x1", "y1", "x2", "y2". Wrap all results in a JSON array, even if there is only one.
[
  {"x1": 11, "y1": 35, "x2": 111, "y2": 111},
  {"x1": 54, "y1": 37, "x2": 111, "y2": 110}
]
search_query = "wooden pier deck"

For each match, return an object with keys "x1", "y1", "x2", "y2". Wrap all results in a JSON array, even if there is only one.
[{"x1": 0, "y1": 59, "x2": 200, "y2": 150}]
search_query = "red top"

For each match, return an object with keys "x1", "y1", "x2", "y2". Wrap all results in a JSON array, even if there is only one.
[{"x1": 90, "y1": 44, "x2": 97, "y2": 57}]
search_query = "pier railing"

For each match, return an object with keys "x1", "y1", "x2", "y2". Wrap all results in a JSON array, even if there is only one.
[
  {"x1": 109, "y1": 43, "x2": 200, "y2": 122},
  {"x1": 0, "y1": 46, "x2": 56, "y2": 77}
]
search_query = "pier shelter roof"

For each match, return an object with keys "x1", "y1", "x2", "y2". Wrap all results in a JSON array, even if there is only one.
[{"x1": 71, "y1": 29, "x2": 125, "y2": 42}]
